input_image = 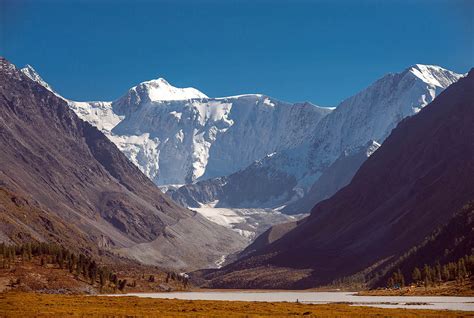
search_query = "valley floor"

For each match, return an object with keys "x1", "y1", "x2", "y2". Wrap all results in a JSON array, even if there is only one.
[{"x1": 1, "y1": 292, "x2": 472, "y2": 317}]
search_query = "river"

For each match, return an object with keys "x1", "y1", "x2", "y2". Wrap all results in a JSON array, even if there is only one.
[{"x1": 113, "y1": 291, "x2": 474, "y2": 311}]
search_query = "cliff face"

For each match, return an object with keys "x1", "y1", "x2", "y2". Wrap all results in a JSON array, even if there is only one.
[{"x1": 0, "y1": 58, "x2": 246, "y2": 270}]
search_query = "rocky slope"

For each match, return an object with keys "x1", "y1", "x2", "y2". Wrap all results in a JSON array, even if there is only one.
[
  {"x1": 197, "y1": 68, "x2": 474, "y2": 288},
  {"x1": 170, "y1": 65, "x2": 463, "y2": 209},
  {"x1": 0, "y1": 58, "x2": 246, "y2": 271}
]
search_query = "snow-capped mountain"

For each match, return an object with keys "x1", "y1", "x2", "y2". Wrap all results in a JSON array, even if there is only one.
[
  {"x1": 305, "y1": 64, "x2": 463, "y2": 165},
  {"x1": 69, "y1": 78, "x2": 208, "y2": 134},
  {"x1": 22, "y1": 64, "x2": 463, "y2": 212},
  {"x1": 169, "y1": 65, "x2": 464, "y2": 210},
  {"x1": 21, "y1": 66, "x2": 332, "y2": 186},
  {"x1": 20, "y1": 65, "x2": 60, "y2": 96}
]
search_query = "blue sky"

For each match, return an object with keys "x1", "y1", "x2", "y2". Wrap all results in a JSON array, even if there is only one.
[{"x1": 1, "y1": 0, "x2": 473, "y2": 106}]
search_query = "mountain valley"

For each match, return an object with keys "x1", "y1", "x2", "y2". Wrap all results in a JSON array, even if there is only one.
[{"x1": 1, "y1": 57, "x2": 472, "y2": 293}]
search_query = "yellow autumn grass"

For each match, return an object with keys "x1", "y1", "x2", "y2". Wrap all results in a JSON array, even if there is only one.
[{"x1": 1, "y1": 292, "x2": 472, "y2": 318}]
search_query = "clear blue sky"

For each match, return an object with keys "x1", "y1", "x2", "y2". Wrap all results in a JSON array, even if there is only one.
[{"x1": 1, "y1": 0, "x2": 473, "y2": 106}]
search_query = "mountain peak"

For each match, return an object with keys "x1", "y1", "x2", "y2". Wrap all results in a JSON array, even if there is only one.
[
  {"x1": 22, "y1": 64, "x2": 36, "y2": 73},
  {"x1": 21, "y1": 64, "x2": 43, "y2": 82},
  {"x1": 20, "y1": 64, "x2": 59, "y2": 95},
  {"x1": 405, "y1": 64, "x2": 463, "y2": 88},
  {"x1": 132, "y1": 77, "x2": 208, "y2": 101},
  {"x1": 142, "y1": 77, "x2": 171, "y2": 86}
]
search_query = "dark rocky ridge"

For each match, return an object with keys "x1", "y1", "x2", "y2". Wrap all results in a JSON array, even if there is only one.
[
  {"x1": 0, "y1": 57, "x2": 246, "y2": 270},
  {"x1": 198, "y1": 69, "x2": 474, "y2": 288}
]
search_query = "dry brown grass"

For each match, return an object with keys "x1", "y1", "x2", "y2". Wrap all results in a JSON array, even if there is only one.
[{"x1": 0, "y1": 292, "x2": 472, "y2": 318}]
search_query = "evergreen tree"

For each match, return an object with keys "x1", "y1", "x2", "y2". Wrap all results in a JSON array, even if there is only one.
[
  {"x1": 397, "y1": 269, "x2": 405, "y2": 287},
  {"x1": 26, "y1": 243, "x2": 32, "y2": 261},
  {"x1": 89, "y1": 261, "x2": 98, "y2": 284},
  {"x1": 98, "y1": 269, "x2": 106, "y2": 291},
  {"x1": 422, "y1": 264, "x2": 432, "y2": 286},
  {"x1": 412, "y1": 267, "x2": 421, "y2": 284},
  {"x1": 435, "y1": 263, "x2": 442, "y2": 285},
  {"x1": 118, "y1": 279, "x2": 127, "y2": 291},
  {"x1": 387, "y1": 277, "x2": 394, "y2": 288},
  {"x1": 442, "y1": 265, "x2": 450, "y2": 281},
  {"x1": 110, "y1": 273, "x2": 118, "y2": 286},
  {"x1": 458, "y1": 259, "x2": 467, "y2": 281}
]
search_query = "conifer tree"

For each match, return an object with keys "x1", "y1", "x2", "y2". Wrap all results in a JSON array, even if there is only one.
[{"x1": 412, "y1": 267, "x2": 421, "y2": 284}]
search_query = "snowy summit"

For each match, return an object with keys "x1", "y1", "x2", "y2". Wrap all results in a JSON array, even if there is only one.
[
  {"x1": 128, "y1": 77, "x2": 208, "y2": 102},
  {"x1": 20, "y1": 65, "x2": 59, "y2": 96}
]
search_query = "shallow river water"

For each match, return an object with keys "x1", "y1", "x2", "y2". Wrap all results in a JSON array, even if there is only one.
[{"x1": 116, "y1": 291, "x2": 474, "y2": 311}]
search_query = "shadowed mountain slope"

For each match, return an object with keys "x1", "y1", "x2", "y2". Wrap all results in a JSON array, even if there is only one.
[
  {"x1": 369, "y1": 201, "x2": 474, "y2": 287},
  {"x1": 0, "y1": 58, "x2": 246, "y2": 271}
]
